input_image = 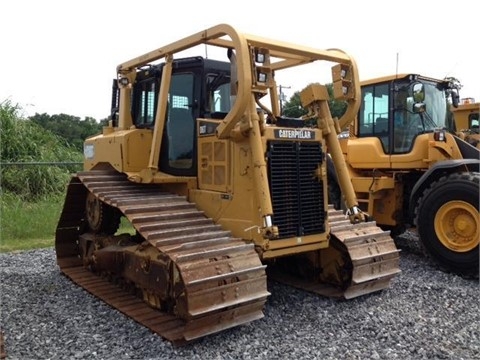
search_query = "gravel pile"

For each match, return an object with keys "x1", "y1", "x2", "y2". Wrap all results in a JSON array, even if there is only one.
[{"x1": 1, "y1": 238, "x2": 479, "y2": 360}]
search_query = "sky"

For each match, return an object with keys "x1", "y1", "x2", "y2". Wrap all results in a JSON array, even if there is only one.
[{"x1": 1, "y1": 0, "x2": 478, "y2": 121}]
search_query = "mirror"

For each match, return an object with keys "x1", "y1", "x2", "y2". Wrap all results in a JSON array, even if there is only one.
[
  {"x1": 413, "y1": 83, "x2": 425, "y2": 102},
  {"x1": 412, "y1": 102, "x2": 426, "y2": 113}
]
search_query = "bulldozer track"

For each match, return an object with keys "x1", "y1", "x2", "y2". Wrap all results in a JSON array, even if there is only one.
[
  {"x1": 56, "y1": 170, "x2": 400, "y2": 345},
  {"x1": 55, "y1": 170, "x2": 270, "y2": 346},
  {"x1": 327, "y1": 207, "x2": 401, "y2": 299},
  {"x1": 267, "y1": 206, "x2": 401, "y2": 299}
]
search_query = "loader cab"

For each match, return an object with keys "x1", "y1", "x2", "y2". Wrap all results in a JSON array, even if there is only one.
[
  {"x1": 124, "y1": 57, "x2": 231, "y2": 176},
  {"x1": 451, "y1": 98, "x2": 480, "y2": 131},
  {"x1": 357, "y1": 74, "x2": 450, "y2": 154}
]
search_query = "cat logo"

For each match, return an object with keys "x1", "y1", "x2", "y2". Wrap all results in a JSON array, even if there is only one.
[{"x1": 274, "y1": 129, "x2": 315, "y2": 139}]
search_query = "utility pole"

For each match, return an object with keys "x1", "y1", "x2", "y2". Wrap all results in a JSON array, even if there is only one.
[{"x1": 278, "y1": 85, "x2": 291, "y2": 114}]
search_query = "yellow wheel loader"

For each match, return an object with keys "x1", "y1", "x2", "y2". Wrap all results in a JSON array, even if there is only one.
[
  {"x1": 55, "y1": 24, "x2": 400, "y2": 345},
  {"x1": 327, "y1": 74, "x2": 479, "y2": 278},
  {"x1": 450, "y1": 97, "x2": 479, "y2": 148}
]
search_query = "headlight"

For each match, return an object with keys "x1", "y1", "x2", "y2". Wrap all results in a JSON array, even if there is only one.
[
  {"x1": 84, "y1": 144, "x2": 95, "y2": 159},
  {"x1": 433, "y1": 130, "x2": 446, "y2": 142}
]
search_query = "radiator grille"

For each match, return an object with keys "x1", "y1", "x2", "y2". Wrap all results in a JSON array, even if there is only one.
[{"x1": 267, "y1": 141, "x2": 326, "y2": 239}]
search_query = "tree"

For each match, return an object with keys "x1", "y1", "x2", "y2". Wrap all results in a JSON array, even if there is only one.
[
  {"x1": 282, "y1": 91, "x2": 306, "y2": 118},
  {"x1": 0, "y1": 100, "x2": 82, "y2": 199},
  {"x1": 29, "y1": 113, "x2": 103, "y2": 151},
  {"x1": 326, "y1": 83, "x2": 348, "y2": 120},
  {"x1": 282, "y1": 83, "x2": 347, "y2": 120}
]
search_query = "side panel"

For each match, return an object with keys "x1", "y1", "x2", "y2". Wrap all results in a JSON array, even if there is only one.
[
  {"x1": 84, "y1": 130, "x2": 152, "y2": 172},
  {"x1": 346, "y1": 138, "x2": 391, "y2": 168},
  {"x1": 191, "y1": 132, "x2": 259, "y2": 243},
  {"x1": 191, "y1": 126, "x2": 330, "y2": 256},
  {"x1": 197, "y1": 120, "x2": 230, "y2": 193}
]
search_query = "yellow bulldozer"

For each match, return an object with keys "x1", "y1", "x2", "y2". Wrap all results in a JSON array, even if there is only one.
[
  {"x1": 55, "y1": 24, "x2": 400, "y2": 345},
  {"x1": 450, "y1": 97, "x2": 480, "y2": 148},
  {"x1": 327, "y1": 73, "x2": 479, "y2": 278}
]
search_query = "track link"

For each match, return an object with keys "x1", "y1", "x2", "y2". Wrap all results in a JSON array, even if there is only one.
[
  {"x1": 327, "y1": 206, "x2": 401, "y2": 299},
  {"x1": 55, "y1": 170, "x2": 270, "y2": 345},
  {"x1": 267, "y1": 206, "x2": 401, "y2": 299}
]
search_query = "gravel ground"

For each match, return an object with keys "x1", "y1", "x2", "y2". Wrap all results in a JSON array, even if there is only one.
[{"x1": 0, "y1": 235, "x2": 479, "y2": 360}]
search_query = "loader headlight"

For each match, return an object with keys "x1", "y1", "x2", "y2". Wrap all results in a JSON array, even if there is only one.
[
  {"x1": 434, "y1": 129, "x2": 446, "y2": 142},
  {"x1": 338, "y1": 130, "x2": 350, "y2": 139}
]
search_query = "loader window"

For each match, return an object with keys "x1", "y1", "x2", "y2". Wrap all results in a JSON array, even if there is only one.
[
  {"x1": 470, "y1": 114, "x2": 479, "y2": 130},
  {"x1": 359, "y1": 83, "x2": 390, "y2": 152}
]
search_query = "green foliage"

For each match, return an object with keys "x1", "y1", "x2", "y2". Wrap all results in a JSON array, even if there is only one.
[
  {"x1": 0, "y1": 100, "x2": 131, "y2": 253},
  {"x1": 0, "y1": 100, "x2": 83, "y2": 199},
  {"x1": 0, "y1": 192, "x2": 135, "y2": 252},
  {"x1": 326, "y1": 84, "x2": 348, "y2": 119},
  {"x1": 0, "y1": 192, "x2": 63, "y2": 251},
  {"x1": 282, "y1": 83, "x2": 348, "y2": 120},
  {"x1": 29, "y1": 112, "x2": 102, "y2": 151},
  {"x1": 282, "y1": 91, "x2": 307, "y2": 118}
]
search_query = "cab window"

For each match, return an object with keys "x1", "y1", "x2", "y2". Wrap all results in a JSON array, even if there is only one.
[{"x1": 359, "y1": 83, "x2": 390, "y2": 152}]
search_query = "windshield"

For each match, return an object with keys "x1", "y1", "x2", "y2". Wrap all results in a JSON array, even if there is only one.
[
  {"x1": 421, "y1": 82, "x2": 448, "y2": 129},
  {"x1": 395, "y1": 81, "x2": 448, "y2": 131},
  {"x1": 391, "y1": 80, "x2": 449, "y2": 152},
  {"x1": 358, "y1": 76, "x2": 450, "y2": 154}
]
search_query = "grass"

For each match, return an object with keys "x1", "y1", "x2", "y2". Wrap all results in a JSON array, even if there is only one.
[
  {"x1": 0, "y1": 193, "x2": 135, "y2": 253},
  {"x1": 0, "y1": 193, "x2": 63, "y2": 252},
  {"x1": 0, "y1": 100, "x2": 120, "y2": 252}
]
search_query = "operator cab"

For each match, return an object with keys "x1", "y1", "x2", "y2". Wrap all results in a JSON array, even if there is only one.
[
  {"x1": 357, "y1": 74, "x2": 450, "y2": 154},
  {"x1": 110, "y1": 57, "x2": 232, "y2": 177}
]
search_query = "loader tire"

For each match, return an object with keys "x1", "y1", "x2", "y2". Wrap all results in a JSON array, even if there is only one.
[{"x1": 416, "y1": 172, "x2": 479, "y2": 278}]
